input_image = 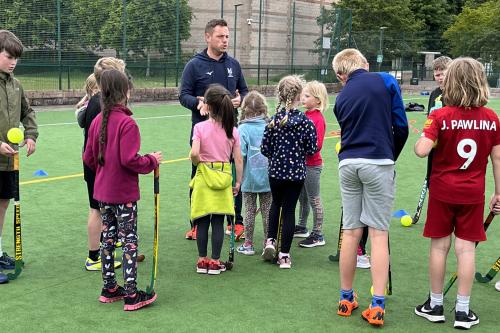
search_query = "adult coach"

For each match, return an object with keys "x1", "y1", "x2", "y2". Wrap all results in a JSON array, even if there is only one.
[{"x1": 180, "y1": 18, "x2": 248, "y2": 240}]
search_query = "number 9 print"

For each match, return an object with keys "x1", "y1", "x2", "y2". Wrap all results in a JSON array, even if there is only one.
[{"x1": 457, "y1": 138, "x2": 477, "y2": 170}]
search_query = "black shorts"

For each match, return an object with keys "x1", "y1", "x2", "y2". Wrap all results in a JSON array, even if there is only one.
[
  {"x1": 0, "y1": 171, "x2": 16, "y2": 200},
  {"x1": 83, "y1": 163, "x2": 99, "y2": 210}
]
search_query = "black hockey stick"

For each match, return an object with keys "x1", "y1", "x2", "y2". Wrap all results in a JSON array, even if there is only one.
[{"x1": 329, "y1": 208, "x2": 343, "y2": 262}]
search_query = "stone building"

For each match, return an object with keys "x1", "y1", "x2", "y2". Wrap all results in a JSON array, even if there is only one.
[{"x1": 183, "y1": 0, "x2": 333, "y2": 67}]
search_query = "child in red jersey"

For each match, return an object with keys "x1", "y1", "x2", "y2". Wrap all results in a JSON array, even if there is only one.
[{"x1": 414, "y1": 57, "x2": 500, "y2": 330}]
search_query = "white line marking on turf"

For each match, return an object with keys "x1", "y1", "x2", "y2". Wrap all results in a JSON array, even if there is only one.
[{"x1": 38, "y1": 114, "x2": 191, "y2": 127}]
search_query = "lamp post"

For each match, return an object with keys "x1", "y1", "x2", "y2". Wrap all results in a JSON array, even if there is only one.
[
  {"x1": 220, "y1": 0, "x2": 224, "y2": 18},
  {"x1": 378, "y1": 26, "x2": 387, "y2": 72},
  {"x1": 233, "y1": 4, "x2": 243, "y2": 58}
]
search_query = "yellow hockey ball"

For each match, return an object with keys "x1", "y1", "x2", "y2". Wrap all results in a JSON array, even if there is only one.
[
  {"x1": 370, "y1": 285, "x2": 388, "y2": 296},
  {"x1": 335, "y1": 141, "x2": 341, "y2": 154},
  {"x1": 400, "y1": 215, "x2": 413, "y2": 227},
  {"x1": 7, "y1": 128, "x2": 24, "y2": 144}
]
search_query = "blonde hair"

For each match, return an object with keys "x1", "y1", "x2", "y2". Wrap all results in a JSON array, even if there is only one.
[
  {"x1": 94, "y1": 57, "x2": 126, "y2": 86},
  {"x1": 443, "y1": 57, "x2": 489, "y2": 108},
  {"x1": 240, "y1": 90, "x2": 268, "y2": 121},
  {"x1": 433, "y1": 56, "x2": 452, "y2": 71},
  {"x1": 332, "y1": 48, "x2": 368, "y2": 76},
  {"x1": 76, "y1": 74, "x2": 99, "y2": 109},
  {"x1": 304, "y1": 81, "x2": 329, "y2": 112}
]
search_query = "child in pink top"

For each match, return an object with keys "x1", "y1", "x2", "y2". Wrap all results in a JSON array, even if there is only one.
[
  {"x1": 83, "y1": 69, "x2": 162, "y2": 311},
  {"x1": 190, "y1": 84, "x2": 243, "y2": 275},
  {"x1": 296, "y1": 81, "x2": 328, "y2": 248}
]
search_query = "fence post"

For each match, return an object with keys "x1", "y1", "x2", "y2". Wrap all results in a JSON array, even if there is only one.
[
  {"x1": 257, "y1": 0, "x2": 263, "y2": 85},
  {"x1": 290, "y1": 1, "x2": 295, "y2": 74},
  {"x1": 67, "y1": 66, "x2": 71, "y2": 90},
  {"x1": 175, "y1": 0, "x2": 180, "y2": 87},
  {"x1": 122, "y1": 0, "x2": 127, "y2": 61},
  {"x1": 57, "y1": 0, "x2": 62, "y2": 90},
  {"x1": 266, "y1": 67, "x2": 269, "y2": 85}
]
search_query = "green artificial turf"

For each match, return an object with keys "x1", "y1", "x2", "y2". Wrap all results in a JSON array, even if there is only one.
[{"x1": 1, "y1": 96, "x2": 499, "y2": 332}]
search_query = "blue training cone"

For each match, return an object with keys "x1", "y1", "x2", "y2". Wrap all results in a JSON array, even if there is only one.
[
  {"x1": 392, "y1": 209, "x2": 409, "y2": 218},
  {"x1": 33, "y1": 169, "x2": 48, "y2": 177}
]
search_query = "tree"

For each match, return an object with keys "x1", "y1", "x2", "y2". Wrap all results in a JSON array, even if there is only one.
[
  {"x1": 100, "y1": 0, "x2": 192, "y2": 75},
  {"x1": 317, "y1": 0, "x2": 425, "y2": 62},
  {"x1": 444, "y1": 0, "x2": 500, "y2": 68},
  {"x1": 409, "y1": 0, "x2": 453, "y2": 51}
]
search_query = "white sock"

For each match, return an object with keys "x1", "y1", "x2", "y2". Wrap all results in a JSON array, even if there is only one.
[
  {"x1": 430, "y1": 292, "x2": 443, "y2": 308},
  {"x1": 0, "y1": 236, "x2": 3, "y2": 254},
  {"x1": 456, "y1": 294, "x2": 470, "y2": 313}
]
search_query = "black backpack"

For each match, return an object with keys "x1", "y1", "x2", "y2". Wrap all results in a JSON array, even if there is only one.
[{"x1": 405, "y1": 102, "x2": 425, "y2": 112}]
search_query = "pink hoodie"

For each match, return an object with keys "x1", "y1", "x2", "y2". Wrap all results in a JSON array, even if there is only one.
[{"x1": 83, "y1": 104, "x2": 158, "y2": 204}]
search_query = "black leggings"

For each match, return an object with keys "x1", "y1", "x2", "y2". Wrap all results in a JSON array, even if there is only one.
[
  {"x1": 195, "y1": 214, "x2": 225, "y2": 259},
  {"x1": 267, "y1": 178, "x2": 304, "y2": 253}
]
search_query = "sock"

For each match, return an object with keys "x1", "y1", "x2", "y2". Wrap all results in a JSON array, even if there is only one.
[
  {"x1": 456, "y1": 294, "x2": 470, "y2": 313},
  {"x1": 430, "y1": 292, "x2": 443, "y2": 308},
  {"x1": 372, "y1": 295, "x2": 385, "y2": 309},
  {"x1": 88, "y1": 249, "x2": 100, "y2": 261},
  {"x1": 0, "y1": 236, "x2": 3, "y2": 254},
  {"x1": 340, "y1": 289, "x2": 354, "y2": 302}
]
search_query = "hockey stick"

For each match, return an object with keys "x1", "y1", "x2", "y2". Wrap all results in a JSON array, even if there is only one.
[
  {"x1": 413, "y1": 151, "x2": 433, "y2": 224},
  {"x1": 443, "y1": 212, "x2": 494, "y2": 296},
  {"x1": 7, "y1": 151, "x2": 22, "y2": 281},
  {"x1": 412, "y1": 178, "x2": 428, "y2": 224},
  {"x1": 224, "y1": 163, "x2": 237, "y2": 270},
  {"x1": 387, "y1": 234, "x2": 393, "y2": 295},
  {"x1": 146, "y1": 167, "x2": 160, "y2": 294},
  {"x1": 475, "y1": 256, "x2": 500, "y2": 283},
  {"x1": 274, "y1": 208, "x2": 283, "y2": 263},
  {"x1": 329, "y1": 208, "x2": 343, "y2": 262}
]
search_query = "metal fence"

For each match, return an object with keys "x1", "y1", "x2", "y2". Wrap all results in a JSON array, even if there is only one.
[{"x1": 2, "y1": 1, "x2": 499, "y2": 90}]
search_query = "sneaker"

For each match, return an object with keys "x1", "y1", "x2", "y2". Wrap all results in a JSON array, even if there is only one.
[
  {"x1": 99, "y1": 285, "x2": 126, "y2": 303},
  {"x1": 414, "y1": 298, "x2": 445, "y2": 323},
  {"x1": 207, "y1": 259, "x2": 226, "y2": 275},
  {"x1": 278, "y1": 254, "x2": 292, "y2": 269},
  {"x1": 356, "y1": 254, "x2": 371, "y2": 269},
  {"x1": 0, "y1": 271, "x2": 8, "y2": 284},
  {"x1": 234, "y1": 224, "x2": 245, "y2": 241},
  {"x1": 262, "y1": 238, "x2": 276, "y2": 261},
  {"x1": 298, "y1": 234, "x2": 325, "y2": 248},
  {"x1": 337, "y1": 293, "x2": 359, "y2": 316},
  {"x1": 237, "y1": 243, "x2": 255, "y2": 255},
  {"x1": 123, "y1": 290, "x2": 157, "y2": 311},
  {"x1": 362, "y1": 305, "x2": 385, "y2": 326},
  {"x1": 0, "y1": 252, "x2": 15, "y2": 270},
  {"x1": 454, "y1": 310, "x2": 479, "y2": 330},
  {"x1": 293, "y1": 225, "x2": 310, "y2": 238},
  {"x1": 495, "y1": 281, "x2": 500, "y2": 292},
  {"x1": 185, "y1": 226, "x2": 197, "y2": 240},
  {"x1": 85, "y1": 257, "x2": 122, "y2": 271},
  {"x1": 196, "y1": 258, "x2": 208, "y2": 274}
]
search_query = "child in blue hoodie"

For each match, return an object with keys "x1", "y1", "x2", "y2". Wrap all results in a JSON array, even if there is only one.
[
  {"x1": 261, "y1": 75, "x2": 318, "y2": 269},
  {"x1": 237, "y1": 91, "x2": 272, "y2": 256}
]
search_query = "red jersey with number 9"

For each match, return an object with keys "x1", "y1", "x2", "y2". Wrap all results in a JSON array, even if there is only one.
[{"x1": 423, "y1": 105, "x2": 500, "y2": 204}]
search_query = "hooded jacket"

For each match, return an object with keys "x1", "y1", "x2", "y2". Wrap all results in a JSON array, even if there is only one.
[
  {"x1": 261, "y1": 108, "x2": 318, "y2": 181},
  {"x1": 238, "y1": 116, "x2": 270, "y2": 193},
  {"x1": 179, "y1": 49, "x2": 248, "y2": 125},
  {"x1": 0, "y1": 71, "x2": 38, "y2": 171}
]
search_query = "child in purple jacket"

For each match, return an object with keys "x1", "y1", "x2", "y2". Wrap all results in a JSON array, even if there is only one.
[{"x1": 83, "y1": 69, "x2": 162, "y2": 311}]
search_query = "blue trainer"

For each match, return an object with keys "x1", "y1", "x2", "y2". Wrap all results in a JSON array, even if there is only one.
[
  {"x1": 0, "y1": 252, "x2": 15, "y2": 270},
  {"x1": 0, "y1": 271, "x2": 8, "y2": 284}
]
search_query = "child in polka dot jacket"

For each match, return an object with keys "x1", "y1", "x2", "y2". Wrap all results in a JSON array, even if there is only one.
[{"x1": 260, "y1": 75, "x2": 318, "y2": 269}]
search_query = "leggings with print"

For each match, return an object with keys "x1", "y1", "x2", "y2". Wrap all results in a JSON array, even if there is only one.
[
  {"x1": 99, "y1": 201, "x2": 138, "y2": 295},
  {"x1": 298, "y1": 165, "x2": 324, "y2": 236},
  {"x1": 242, "y1": 192, "x2": 272, "y2": 244}
]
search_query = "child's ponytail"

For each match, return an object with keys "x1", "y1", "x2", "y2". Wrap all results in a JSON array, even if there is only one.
[
  {"x1": 204, "y1": 84, "x2": 235, "y2": 139},
  {"x1": 97, "y1": 69, "x2": 130, "y2": 166}
]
